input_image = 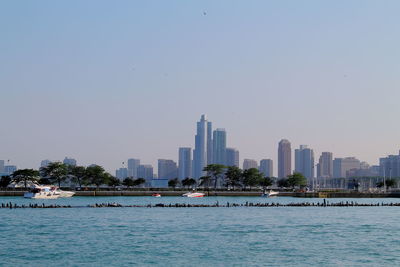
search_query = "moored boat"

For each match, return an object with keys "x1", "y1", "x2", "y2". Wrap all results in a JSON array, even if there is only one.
[
  {"x1": 261, "y1": 190, "x2": 279, "y2": 198},
  {"x1": 152, "y1": 193, "x2": 161, "y2": 197},
  {"x1": 182, "y1": 192, "x2": 205, "y2": 198},
  {"x1": 24, "y1": 186, "x2": 60, "y2": 199}
]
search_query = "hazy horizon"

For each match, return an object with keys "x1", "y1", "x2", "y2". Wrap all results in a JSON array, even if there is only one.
[{"x1": 1, "y1": 1, "x2": 399, "y2": 174}]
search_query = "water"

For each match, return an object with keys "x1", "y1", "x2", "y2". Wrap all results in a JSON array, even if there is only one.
[{"x1": 1, "y1": 196, "x2": 400, "y2": 266}]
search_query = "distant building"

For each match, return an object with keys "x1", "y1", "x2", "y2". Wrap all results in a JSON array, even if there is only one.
[
  {"x1": 178, "y1": 148, "x2": 192, "y2": 179},
  {"x1": 158, "y1": 159, "x2": 178, "y2": 180},
  {"x1": 0, "y1": 160, "x2": 4, "y2": 173},
  {"x1": 278, "y1": 139, "x2": 291, "y2": 178},
  {"x1": 226, "y1": 148, "x2": 239, "y2": 167},
  {"x1": 40, "y1": 160, "x2": 52, "y2": 168},
  {"x1": 379, "y1": 151, "x2": 400, "y2": 178},
  {"x1": 127, "y1": 158, "x2": 140, "y2": 178},
  {"x1": 213, "y1": 128, "x2": 226, "y2": 165},
  {"x1": 116, "y1": 168, "x2": 128, "y2": 180},
  {"x1": 243, "y1": 159, "x2": 258, "y2": 170},
  {"x1": 193, "y1": 114, "x2": 213, "y2": 179},
  {"x1": 317, "y1": 152, "x2": 333, "y2": 178},
  {"x1": 295, "y1": 145, "x2": 314, "y2": 179},
  {"x1": 259, "y1": 159, "x2": 273, "y2": 177},
  {"x1": 137, "y1": 165, "x2": 154, "y2": 184},
  {"x1": 63, "y1": 157, "x2": 77, "y2": 166},
  {"x1": 333, "y1": 157, "x2": 361, "y2": 178},
  {"x1": 4, "y1": 165, "x2": 17, "y2": 175},
  {"x1": 151, "y1": 179, "x2": 169, "y2": 188}
]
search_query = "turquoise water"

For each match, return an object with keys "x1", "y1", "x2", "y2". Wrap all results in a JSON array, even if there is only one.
[{"x1": 1, "y1": 196, "x2": 400, "y2": 266}]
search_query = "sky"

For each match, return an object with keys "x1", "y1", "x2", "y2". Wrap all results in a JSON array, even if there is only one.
[{"x1": 1, "y1": 0, "x2": 399, "y2": 174}]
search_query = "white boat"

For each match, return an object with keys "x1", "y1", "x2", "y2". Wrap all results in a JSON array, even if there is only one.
[
  {"x1": 261, "y1": 190, "x2": 279, "y2": 197},
  {"x1": 182, "y1": 192, "x2": 205, "y2": 198},
  {"x1": 24, "y1": 186, "x2": 60, "y2": 199},
  {"x1": 54, "y1": 188, "x2": 75, "y2": 198}
]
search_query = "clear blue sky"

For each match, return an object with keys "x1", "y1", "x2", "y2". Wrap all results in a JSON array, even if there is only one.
[{"x1": 1, "y1": 0, "x2": 399, "y2": 174}]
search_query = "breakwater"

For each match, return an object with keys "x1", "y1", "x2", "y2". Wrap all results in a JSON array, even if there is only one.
[{"x1": 3, "y1": 200, "x2": 400, "y2": 209}]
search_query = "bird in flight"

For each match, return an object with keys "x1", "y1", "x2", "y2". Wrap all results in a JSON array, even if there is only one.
[{"x1": 203, "y1": 11, "x2": 207, "y2": 16}]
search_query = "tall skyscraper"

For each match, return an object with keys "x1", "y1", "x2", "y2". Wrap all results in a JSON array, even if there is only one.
[
  {"x1": 226, "y1": 148, "x2": 239, "y2": 167},
  {"x1": 4, "y1": 165, "x2": 17, "y2": 175},
  {"x1": 193, "y1": 115, "x2": 212, "y2": 179},
  {"x1": 317, "y1": 152, "x2": 333, "y2": 178},
  {"x1": 213, "y1": 128, "x2": 227, "y2": 165},
  {"x1": 179, "y1": 147, "x2": 192, "y2": 179},
  {"x1": 158, "y1": 159, "x2": 178, "y2": 180},
  {"x1": 333, "y1": 157, "x2": 361, "y2": 178},
  {"x1": 40, "y1": 160, "x2": 52, "y2": 168},
  {"x1": 380, "y1": 152, "x2": 400, "y2": 178},
  {"x1": 243, "y1": 159, "x2": 258, "y2": 170},
  {"x1": 116, "y1": 168, "x2": 128, "y2": 180},
  {"x1": 278, "y1": 139, "x2": 292, "y2": 178},
  {"x1": 63, "y1": 157, "x2": 77, "y2": 166},
  {"x1": 295, "y1": 145, "x2": 314, "y2": 179},
  {"x1": 127, "y1": 158, "x2": 140, "y2": 178},
  {"x1": 0, "y1": 160, "x2": 4, "y2": 173},
  {"x1": 137, "y1": 164, "x2": 154, "y2": 182},
  {"x1": 259, "y1": 159, "x2": 273, "y2": 177}
]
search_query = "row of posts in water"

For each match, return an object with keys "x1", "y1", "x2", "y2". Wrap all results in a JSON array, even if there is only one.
[{"x1": 2, "y1": 200, "x2": 400, "y2": 209}]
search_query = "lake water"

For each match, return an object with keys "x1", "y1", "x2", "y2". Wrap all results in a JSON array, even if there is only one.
[{"x1": 1, "y1": 196, "x2": 400, "y2": 266}]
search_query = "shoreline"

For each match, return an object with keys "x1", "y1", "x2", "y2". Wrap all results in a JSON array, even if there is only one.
[{"x1": 0, "y1": 190, "x2": 399, "y2": 198}]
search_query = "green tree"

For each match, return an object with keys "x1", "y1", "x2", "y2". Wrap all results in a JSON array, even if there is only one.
[
  {"x1": 107, "y1": 175, "x2": 121, "y2": 189},
  {"x1": 11, "y1": 169, "x2": 40, "y2": 188},
  {"x1": 38, "y1": 177, "x2": 51, "y2": 185},
  {"x1": 259, "y1": 177, "x2": 273, "y2": 190},
  {"x1": 199, "y1": 176, "x2": 212, "y2": 189},
  {"x1": 134, "y1": 178, "x2": 146, "y2": 187},
  {"x1": 123, "y1": 177, "x2": 135, "y2": 188},
  {"x1": 277, "y1": 178, "x2": 289, "y2": 188},
  {"x1": 0, "y1": 176, "x2": 11, "y2": 188},
  {"x1": 182, "y1": 177, "x2": 197, "y2": 189},
  {"x1": 69, "y1": 166, "x2": 87, "y2": 188},
  {"x1": 203, "y1": 164, "x2": 226, "y2": 189},
  {"x1": 85, "y1": 165, "x2": 107, "y2": 188},
  {"x1": 225, "y1": 166, "x2": 242, "y2": 190},
  {"x1": 287, "y1": 172, "x2": 307, "y2": 188},
  {"x1": 242, "y1": 168, "x2": 263, "y2": 190},
  {"x1": 40, "y1": 162, "x2": 68, "y2": 187},
  {"x1": 168, "y1": 178, "x2": 180, "y2": 189}
]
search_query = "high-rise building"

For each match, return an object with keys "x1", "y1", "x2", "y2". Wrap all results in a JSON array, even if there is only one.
[
  {"x1": 226, "y1": 148, "x2": 239, "y2": 167},
  {"x1": 193, "y1": 115, "x2": 213, "y2": 179},
  {"x1": 278, "y1": 139, "x2": 291, "y2": 178},
  {"x1": 127, "y1": 158, "x2": 140, "y2": 178},
  {"x1": 116, "y1": 168, "x2": 128, "y2": 180},
  {"x1": 40, "y1": 160, "x2": 52, "y2": 168},
  {"x1": 63, "y1": 157, "x2": 77, "y2": 166},
  {"x1": 259, "y1": 159, "x2": 273, "y2": 177},
  {"x1": 379, "y1": 151, "x2": 400, "y2": 178},
  {"x1": 213, "y1": 128, "x2": 227, "y2": 165},
  {"x1": 295, "y1": 145, "x2": 314, "y2": 179},
  {"x1": 137, "y1": 164, "x2": 154, "y2": 182},
  {"x1": 317, "y1": 152, "x2": 333, "y2": 178},
  {"x1": 4, "y1": 165, "x2": 17, "y2": 175},
  {"x1": 158, "y1": 159, "x2": 178, "y2": 180},
  {"x1": 0, "y1": 160, "x2": 4, "y2": 173},
  {"x1": 179, "y1": 147, "x2": 192, "y2": 179},
  {"x1": 333, "y1": 157, "x2": 361, "y2": 178},
  {"x1": 243, "y1": 159, "x2": 258, "y2": 170}
]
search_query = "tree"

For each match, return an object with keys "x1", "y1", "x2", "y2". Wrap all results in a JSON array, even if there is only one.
[
  {"x1": 0, "y1": 176, "x2": 11, "y2": 188},
  {"x1": 277, "y1": 178, "x2": 289, "y2": 188},
  {"x1": 182, "y1": 178, "x2": 197, "y2": 189},
  {"x1": 199, "y1": 176, "x2": 212, "y2": 189},
  {"x1": 134, "y1": 178, "x2": 146, "y2": 187},
  {"x1": 40, "y1": 162, "x2": 68, "y2": 187},
  {"x1": 203, "y1": 164, "x2": 226, "y2": 189},
  {"x1": 259, "y1": 177, "x2": 273, "y2": 190},
  {"x1": 70, "y1": 166, "x2": 87, "y2": 188},
  {"x1": 11, "y1": 169, "x2": 40, "y2": 188},
  {"x1": 85, "y1": 165, "x2": 107, "y2": 188},
  {"x1": 168, "y1": 178, "x2": 180, "y2": 189},
  {"x1": 123, "y1": 177, "x2": 135, "y2": 188},
  {"x1": 38, "y1": 177, "x2": 51, "y2": 185},
  {"x1": 107, "y1": 175, "x2": 121, "y2": 189},
  {"x1": 225, "y1": 166, "x2": 242, "y2": 190},
  {"x1": 242, "y1": 168, "x2": 263, "y2": 190},
  {"x1": 287, "y1": 172, "x2": 307, "y2": 188},
  {"x1": 385, "y1": 179, "x2": 396, "y2": 189}
]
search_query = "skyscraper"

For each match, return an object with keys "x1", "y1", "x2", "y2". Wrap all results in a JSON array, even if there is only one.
[
  {"x1": 243, "y1": 159, "x2": 258, "y2": 170},
  {"x1": 4, "y1": 165, "x2": 17, "y2": 175},
  {"x1": 158, "y1": 159, "x2": 178, "y2": 180},
  {"x1": 127, "y1": 158, "x2": 140, "y2": 178},
  {"x1": 259, "y1": 159, "x2": 273, "y2": 177},
  {"x1": 63, "y1": 157, "x2": 77, "y2": 166},
  {"x1": 213, "y1": 128, "x2": 226, "y2": 165},
  {"x1": 178, "y1": 147, "x2": 192, "y2": 179},
  {"x1": 0, "y1": 160, "x2": 4, "y2": 173},
  {"x1": 116, "y1": 168, "x2": 128, "y2": 180},
  {"x1": 40, "y1": 159, "x2": 52, "y2": 168},
  {"x1": 137, "y1": 165, "x2": 154, "y2": 183},
  {"x1": 226, "y1": 148, "x2": 239, "y2": 167},
  {"x1": 278, "y1": 139, "x2": 292, "y2": 178},
  {"x1": 380, "y1": 152, "x2": 400, "y2": 178},
  {"x1": 295, "y1": 145, "x2": 314, "y2": 179},
  {"x1": 333, "y1": 157, "x2": 361, "y2": 178},
  {"x1": 317, "y1": 152, "x2": 333, "y2": 178},
  {"x1": 193, "y1": 115, "x2": 212, "y2": 179}
]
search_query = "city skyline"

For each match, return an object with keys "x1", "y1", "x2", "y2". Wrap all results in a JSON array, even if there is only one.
[{"x1": 1, "y1": 1, "x2": 400, "y2": 173}]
